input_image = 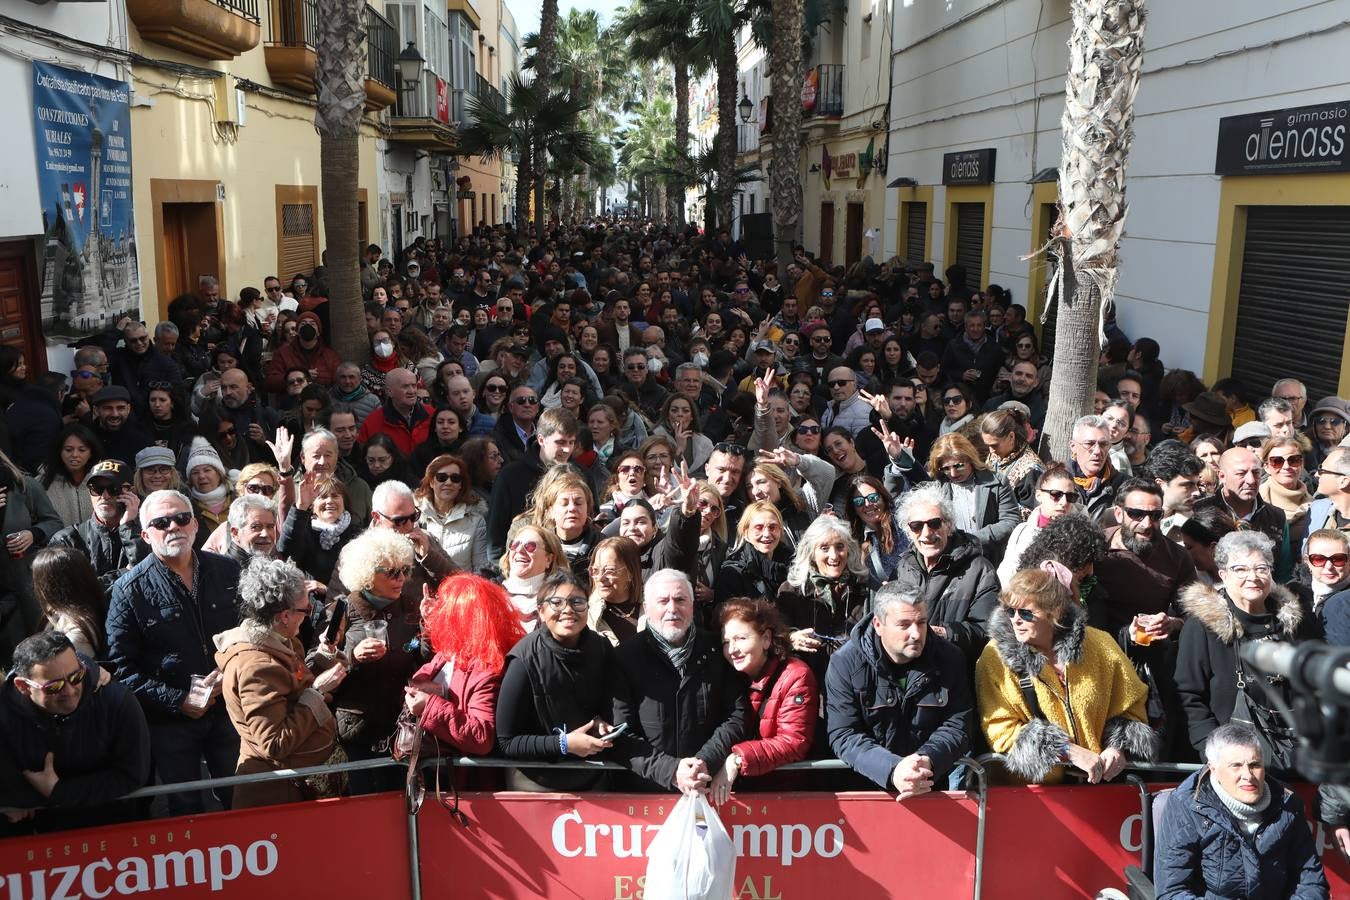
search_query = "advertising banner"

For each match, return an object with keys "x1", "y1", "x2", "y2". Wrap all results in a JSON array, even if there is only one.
[
  {"x1": 0, "y1": 793, "x2": 409, "y2": 899},
  {"x1": 435, "y1": 77, "x2": 450, "y2": 124},
  {"x1": 31, "y1": 61, "x2": 140, "y2": 337},
  {"x1": 1215, "y1": 100, "x2": 1349, "y2": 176}
]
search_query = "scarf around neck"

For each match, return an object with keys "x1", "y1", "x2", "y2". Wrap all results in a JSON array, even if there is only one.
[
  {"x1": 1071, "y1": 457, "x2": 1113, "y2": 495},
  {"x1": 191, "y1": 483, "x2": 229, "y2": 515},
  {"x1": 310, "y1": 510, "x2": 352, "y2": 550},
  {"x1": 649, "y1": 624, "x2": 696, "y2": 674}
]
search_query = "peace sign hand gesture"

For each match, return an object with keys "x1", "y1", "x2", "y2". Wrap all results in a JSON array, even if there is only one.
[
  {"x1": 871, "y1": 420, "x2": 909, "y2": 461},
  {"x1": 670, "y1": 460, "x2": 698, "y2": 515},
  {"x1": 757, "y1": 446, "x2": 801, "y2": 470},
  {"x1": 753, "y1": 367, "x2": 776, "y2": 407},
  {"x1": 858, "y1": 389, "x2": 890, "y2": 419}
]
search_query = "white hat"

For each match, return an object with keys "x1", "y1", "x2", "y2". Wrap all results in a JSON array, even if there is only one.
[
  {"x1": 184, "y1": 436, "x2": 227, "y2": 481},
  {"x1": 864, "y1": 317, "x2": 885, "y2": 333}
]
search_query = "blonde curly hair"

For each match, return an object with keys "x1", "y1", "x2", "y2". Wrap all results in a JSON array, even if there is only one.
[{"x1": 336, "y1": 528, "x2": 415, "y2": 594}]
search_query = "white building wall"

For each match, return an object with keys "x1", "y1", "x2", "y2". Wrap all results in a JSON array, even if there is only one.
[{"x1": 885, "y1": 0, "x2": 1350, "y2": 374}]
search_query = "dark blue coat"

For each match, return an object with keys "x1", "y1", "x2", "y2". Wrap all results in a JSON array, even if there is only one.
[
  {"x1": 825, "y1": 615, "x2": 973, "y2": 790},
  {"x1": 1155, "y1": 769, "x2": 1328, "y2": 900},
  {"x1": 105, "y1": 551, "x2": 241, "y2": 723}
]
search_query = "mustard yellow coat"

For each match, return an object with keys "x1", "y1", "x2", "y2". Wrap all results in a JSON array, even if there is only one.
[{"x1": 975, "y1": 601, "x2": 1154, "y2": 784}]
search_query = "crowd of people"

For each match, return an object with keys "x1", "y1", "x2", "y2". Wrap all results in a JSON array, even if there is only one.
[{"x1": 0, "y1": 220, "x2": 1340, "y2": 893}]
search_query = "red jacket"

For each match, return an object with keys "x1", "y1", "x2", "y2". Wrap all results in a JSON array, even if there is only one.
[
  {"x1": 411, "y1": 653, "x2": 502, "y2": 756},
  {"x1": 733, "y1": 655, "x2": 819, "y2": 776},
  {"x1": 358, "y1": 399, "x2": 434, "y2": 456},
  {"x1": 262, "y1": 312, "x2": 342, "y2": 392}
]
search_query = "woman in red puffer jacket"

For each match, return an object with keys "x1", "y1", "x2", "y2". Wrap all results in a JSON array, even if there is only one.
[{"x1": 711, "y1": 597, "x2": 820, "y2": 805}]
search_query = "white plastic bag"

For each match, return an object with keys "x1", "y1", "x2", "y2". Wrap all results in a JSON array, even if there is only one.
[{"x1": 643, "y1": 793, "x2": 737, "y2": 900}]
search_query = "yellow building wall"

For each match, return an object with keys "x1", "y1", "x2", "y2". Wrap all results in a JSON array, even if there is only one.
[{"x1": 127, "y1": 32, "x2": 381, "y2": 323}]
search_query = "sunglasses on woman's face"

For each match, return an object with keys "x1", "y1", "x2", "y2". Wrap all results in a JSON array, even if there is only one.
[
  {"x1": 433, "y1": 471, "x2": 463, "y2": 484},
  {"x1": 510, "y1": 539, "x2": 539, "y2": 554},
  {"x1": 1308, "y1": 553, "x2": 1349, "y2": 568},
  {"x1": 852, "y1": 492, "x2": 882, "y2": 508},
  {"x1": 1267, "y1": 454, "x2": 1303, "y2": 470},
  {"x1": 1005, "y1": 606, "x2": 1039, "y2": 624},
  {"x1": 796, "y1": 424, "x2": 821, "y2": 435},
  {"x1": 1040, "y1": 489, "x2": 1073, "y2": 502},
  {"x1": 245, "y1": 482, "x2": 277, "y2": 497},
  {"x1": 376, "y1": 565, "x2": 413, "y2": 579},
  {"x1": 942, "y1": 395, "x2": 964, "y2": 406}
]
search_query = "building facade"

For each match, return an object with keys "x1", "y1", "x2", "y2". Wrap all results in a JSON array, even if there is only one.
[{"x1": 883, "y1": 0, "x2": 1350, "y2": 394}]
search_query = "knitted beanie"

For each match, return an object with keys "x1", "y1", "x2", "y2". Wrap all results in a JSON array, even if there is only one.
[{"x1": 184, "y1": 436, "x2": 227, "y2": 480}]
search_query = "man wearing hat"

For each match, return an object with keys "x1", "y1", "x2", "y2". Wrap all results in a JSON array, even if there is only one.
[
  {"x1": 262, "y1": 311, "x2": 341, "y2": 395},
  {"x1": 90, "y1": 386, "x2": 153, "y2": 465},
  {"x1": 1181, "y1": 391, "x2": 1233, "y2": 443},
  {"x1": 50, "y1": 459, "x2": 148, "y2": 591},
  {"x1": 1232, "y1": 421, "x2": 1272, "y2": 451},
  {"x1": 1308, "y1": 396, "x2": 1350, "y2": 471},
  {"x1": 737, "y1": 340, "x2": 785, "y2": 394}
]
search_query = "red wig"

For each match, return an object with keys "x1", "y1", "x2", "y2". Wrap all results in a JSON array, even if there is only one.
[{"x1": 423, "y1": 573, "x2": 525, "y2": 673}]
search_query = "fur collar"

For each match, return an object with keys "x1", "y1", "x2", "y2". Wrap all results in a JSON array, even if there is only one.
[
  {"x1": 987, "y1": 596, "x2": 1087, "y2": 677},
  {"x1": 1178, "y1": 581, "x2": 1302, "y2": 644}
]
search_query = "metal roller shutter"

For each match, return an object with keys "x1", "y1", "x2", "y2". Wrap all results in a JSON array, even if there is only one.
[
  {"x1": 1231, "y1": 206, "x2": 1350, "y2": 400},
  {"x1": 905, "y1": 202, "x2": 927, "y2": 264},
  {"x1": 954, "y1": 202, "x2": 984, "y2": 287}
]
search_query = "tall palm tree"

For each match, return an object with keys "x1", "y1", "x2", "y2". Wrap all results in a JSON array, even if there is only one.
[
  {"x1": 766, "y1": 0, "x2": 804, "y2": 270},
  {"x1": 458, "y1": 75, "x2": 602, "y2": 233},
  {"x1": 1039, "y1": 0, "x2": 1147, "y2": 459},
  {"x1": 314, "y1": 0, "x2": 366, "y2": 361}
]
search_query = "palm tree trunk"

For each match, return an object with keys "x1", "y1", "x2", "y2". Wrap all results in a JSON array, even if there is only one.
[
  {"x1": 713, "y1": 36, "x2": 738, "y2": 231},
  {"x1": 1040, "y1": 0, "x2": 1146, "y2": 459},
  {"x1": 673, "y1": 60, "x2": 690, "y2": 224},
  {"x1": 514, "y1": 143, "x2": 532, "y2": 230},
  {"x1": 314, "y1": 0, "x2": 366, "y2": 362},
  {"x1": 769, "y1": 0, "x2": 804, "y2": 273},
  {"x1": 533, "y1": 0, "x2": 559, "y2": 240}
]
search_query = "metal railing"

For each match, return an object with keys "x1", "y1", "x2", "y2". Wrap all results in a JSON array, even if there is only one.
[
  {"x1": 268, "y1": 0, "x2": 320, "y2": 49},
  {"x1": 475, "y1": 73, "x2": 505, "y2": 115},
  {"x1": 806, "y1": 63, "x2": 844, "y2": 118},
  {"x1": 366, "y1": 5, "x2": 397, "y2": 90},
  {"x1": 211, "y1": 0, "x2": 260, "y2": 23}
]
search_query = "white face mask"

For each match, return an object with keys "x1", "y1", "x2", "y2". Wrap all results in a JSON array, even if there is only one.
[
  {"x1": 692, "y1": 351, "x2": 709, "y2": 369},
  {"x1": 374, "y1": 341, "x2": 394, "y2": 358}
]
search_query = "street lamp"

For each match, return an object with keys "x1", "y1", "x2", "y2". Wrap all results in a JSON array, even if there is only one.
[
  {"x1": 397, "y1": 41, "x2": 426, "y2": 113},
  {"x1": 738, "y1": 92, "x2": 753, "y2": 124}
]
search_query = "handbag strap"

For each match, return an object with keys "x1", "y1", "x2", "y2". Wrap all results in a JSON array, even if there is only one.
[{"x1": 1018, "y1": 674, "x2": 1046, "y2": 721}]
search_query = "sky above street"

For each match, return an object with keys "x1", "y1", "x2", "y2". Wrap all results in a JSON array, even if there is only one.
[{"x1": 511, "y1": 0, "x2": 627, "y2": 43}]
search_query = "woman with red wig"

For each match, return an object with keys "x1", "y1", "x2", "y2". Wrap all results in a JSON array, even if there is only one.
[{"x1": 405, "y1": 572, "x2": 526, "y2": 756}]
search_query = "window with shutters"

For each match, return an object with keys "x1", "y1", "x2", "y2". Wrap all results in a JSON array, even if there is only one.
[
  {"x1": 953, "y1": 202, "x2": 985, "y2": 288},
  {"x1": 1230, "y1": 205, "x2": 1350, "y2": 399},
  {"x1": 275, "y1": 185, "x2": 319, "y2": 280},
  {"x1": 904, "y1": 201, "x2": 927, "y2": 264}
]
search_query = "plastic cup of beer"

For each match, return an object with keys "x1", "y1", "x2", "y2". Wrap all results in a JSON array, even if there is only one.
[
  {"x1": 187, "y1": 674, "x2": 213, "y2": 709},
  {"x1": 367, "y1": 619, "x2": 389, "y2": 651}
]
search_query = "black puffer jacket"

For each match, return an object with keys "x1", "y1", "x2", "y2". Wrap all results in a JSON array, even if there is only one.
[
  {"x1": 893, "y1": 530, "x2": 1000, "y2": 661},
  {"x1": 51, "y1": 516, "x2": 148, "y2": 591},
  {"x1": 715, "y1": 540, "x2": 793, "y2": 604},
  {"x1": 0, "y1": 656, "x2": 151, "y2": 831},
  {"x1": 610, "y1": 628, "x2": 750, "y2": 791}
]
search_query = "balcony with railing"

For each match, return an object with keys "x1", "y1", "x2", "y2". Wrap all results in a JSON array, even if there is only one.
[
  {"x1": 475, "y1": 73, "x2": 506, "y2": 116},
  {"x1": 264, "y1": 0, "x2": 319, "y2": 93},
  {"x1": 364, "y1": 5, "x2": 397, "y2": 110},
  {"x1": 802, "y1": 64, "x2": 843, "y2": 120},
  {"x1": 127, "y1": 0, "x2": 261, "y2": 60},
  {"x1": 389, "y1": 74, "x2": 459, "y2": 152}
]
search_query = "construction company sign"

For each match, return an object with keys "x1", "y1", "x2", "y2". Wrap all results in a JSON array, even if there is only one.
[{"x1": 0, "y1": 793, "x2": 409, "y2": 898}]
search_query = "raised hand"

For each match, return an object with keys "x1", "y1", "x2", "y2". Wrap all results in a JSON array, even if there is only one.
[
  {"x1": 753, "y1": 367, "x2": 776, "y2": 407},
  {"x1": 266, "y1": 425, "x2": 294, "y2": 470},
  {"x1": 757, "y1": 446, "x2": 801, "y2": 470},
  {"x1": 870, "y1": 419, "x2": 904, "y2": 460},
  {"x1": 858, "y1": 389, "x2": 890, "y2": 418},
  {"x1": 297, "y1": 472, "x2": 319, "y2": 510}
]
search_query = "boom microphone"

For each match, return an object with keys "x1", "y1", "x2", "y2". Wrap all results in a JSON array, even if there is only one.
[{"x1": 1240, "y1": 640, "x2": 1350, "y2": 702}]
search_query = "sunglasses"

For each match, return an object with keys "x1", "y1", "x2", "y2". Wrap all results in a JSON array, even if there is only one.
[
  {"x1": 21, "y1": 666, "x2": 87, "y2": 696},
  {"x1": 287, "y1": 377, "x2": 307, "y2": 386},
  {"x1": 485, "y1": 383, "x2": 508, "y2": 392},
  {"x1": 541, "y1": 595, "x2": 589, "y2": 611},
  {"x1": 376, "y1": 510, "x2": 420, "y2": 527},
  {"x1": 713, "y1": 442, "x2": 747, "y2": 457},
  {"x1": 617, "y1": 464, "x2": 646, "y2": 474},
  {"x1": 697, "y1": 498, "x2": 723, "y2": 512},
  {"x1": 908, "y1": 517, "x2": 944, "y2": 533},
  {"x1": 1308, "y1": 553, "x2": 1350, "y2": 567},
  {"x1": 829, "y1": 379, "x2": 854, "y2": 388},
  {"x1": 376, "y1": 565, "x2": 413, "y2": 579},
  {"x1": 784, "y1": 337, "x2": 800, "y2": 345},
  {"x1": 245, "y1": 483, "x2": 278, "y2": 497},
  {"x1": 1123, "y1": 507, "x2": 1164, "y2": 522},
  {"x1": 73, "y1": 369, "x2": 103, "y2": 380},
  {"x1": 148, "y1": 511, "x2": 195, "y2": 531},
  {"x1": 796, "y1": 424, "x2": 821, "y2": 435},
  {"x1": 939, "y1": 462, "x2": 968, "y2": 474},
  {"x1": 88, "y1": 482, "x2": 120, "y2": 498},
  {"x1": 513, "y1": 396, "x2": 540, "y2": 406},
  {"x1": 266, "y1": 285, "x2": 283, "y2": 293},
  {"x1": 852, "y1": 492, "x2": 883, "y2": 508},
  {"x1": 811, "y1": 335, "x2": 832, "y2": 343},
  {"x1": 1267, "y1": 454, "x2": 1303, "y2": 470},
  {"x1": 1006, "y1": 606, "x2": 1039, "y2": 624},
  {"x1": 510, "y1": 539, "x2": 540, "y2": 554},
  {"x1": 942, "y1": 395, "x2": 965, "y2": 406},
  {"x1": 820, "y1": 291, "x2": 835, "y2": 298},
  {"x1": 433, "y1": 471, "x2": 464, "y2": 484},
  {"x1": 1040, "y1": 488, "x2": 1073, "y2": 502}
]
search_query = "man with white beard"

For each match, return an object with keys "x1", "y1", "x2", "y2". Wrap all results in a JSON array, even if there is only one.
[
  {"x1": 106, "y1": 490, "x2": 242, "y2": 815},
  {"x1": 610, "y1": 569, "x2": 749, "y2": 793}
]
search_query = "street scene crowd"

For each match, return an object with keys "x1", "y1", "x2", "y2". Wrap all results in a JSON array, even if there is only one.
[{"x1": 0, "y1": 219, "x2": 1340, "y2": 896}]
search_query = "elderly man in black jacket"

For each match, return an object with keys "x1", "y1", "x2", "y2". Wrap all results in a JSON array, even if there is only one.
[
  {"x1": 0, "y1": 632, "x2": 151, "y2": 834},
  {"x1": 105, "y1": 489, "x2": 242, "y2": 815},
  {"x1": 611, "y1": 568, "x2": 749, "y2": 793},
  {"x1": 50, "y1": 459, "x2": 147, "y2": 591},
  {"x1": 826, "y1": 582, "x2": 973, "y2": 796}
]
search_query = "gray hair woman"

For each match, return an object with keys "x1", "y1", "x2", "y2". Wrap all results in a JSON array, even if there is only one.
[
  {"x1": 213, "y1": 557, "x2": 345, "y2": 808},
  {"x1": 776, "y1": 516, "x2": 870, "y2": 685},
  {"x1": 1175, "y1": 531, "x2": 1315, "y2": 767}
]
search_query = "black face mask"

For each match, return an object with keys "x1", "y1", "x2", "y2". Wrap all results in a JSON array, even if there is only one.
[{"x1": 298, "y1": 324, "x2": 318, "y2": 342}]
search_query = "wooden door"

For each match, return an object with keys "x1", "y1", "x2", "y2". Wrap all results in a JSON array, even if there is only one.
[
  {"x1": 845, "y1": 202, "x2": 864, "y2": 266},
  {"x1": 161, "y1": 203, "x2": 188, "y2": 300},
  {"x1": 820, "y1": 202, "x2": 835, "y2": 264},
  {"x1": 0, "y1": 242, "x2": 45, "y2": 374}
]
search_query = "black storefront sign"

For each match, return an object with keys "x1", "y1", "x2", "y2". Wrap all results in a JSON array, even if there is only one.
[
  {"x1": 1215, "y1": 100, "x2": 1349, "y2": 176},
  {"x1": 942, "y1": 148, "x2": 996, "y2": 186}
]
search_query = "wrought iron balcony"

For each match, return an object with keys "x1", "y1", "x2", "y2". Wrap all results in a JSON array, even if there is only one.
[
  {"x1": 127, "y1": 0, "x2": 261, "y2": 60},
  {"x1": 264, "y1": 0, "x2": 319, "y2": 92},
  {"x1": 802, "y1": 64, "x2": 843, "y2": 119},
  {"x1": 364, "y1": 5, "x2": 397, "y2": 110}
]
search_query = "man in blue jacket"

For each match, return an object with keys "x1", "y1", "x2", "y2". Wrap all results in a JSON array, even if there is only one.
[
  {"x1": 1155, "y1": 722, "x2": 1328, "y2": 899},
  {"x1": 825, "y1": 583, "x2": 972, "y2": 797},
  {"x1": 106, "y1": 490, "x2": 242, "y2": 815},
  {"x1": 0, "y1": 632, "x2": 150, "y2": 834}
]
